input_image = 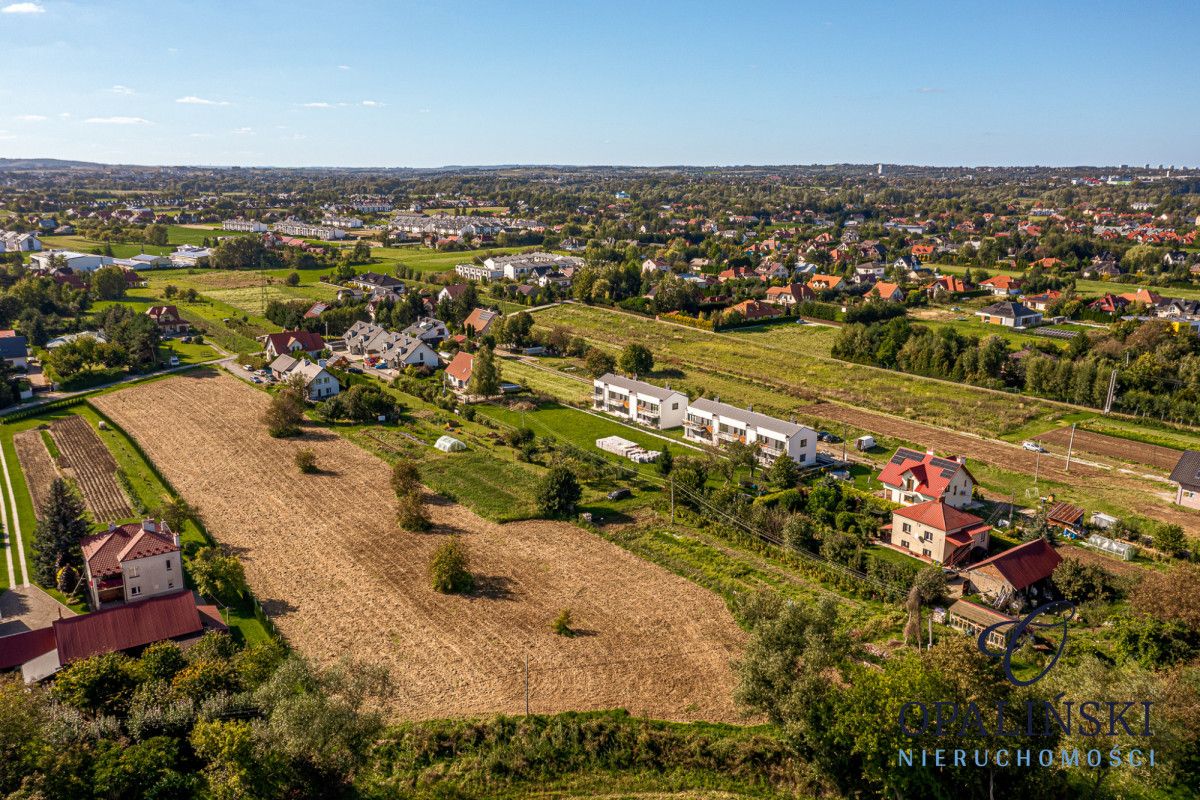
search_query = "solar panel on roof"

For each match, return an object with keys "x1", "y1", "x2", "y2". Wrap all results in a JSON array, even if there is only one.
[
  {"x1": 930, "y1": 457, "x2": 957, "y2": 469},
  {"x1": 890, "y1": 455, "x2": 907, "y2": 465},
  {"x1": 939, "y1": 469, "x2": 954, "y2": 478},
  {"x1": 896, "y1": 448, "x2": 922, "y2": 460}
]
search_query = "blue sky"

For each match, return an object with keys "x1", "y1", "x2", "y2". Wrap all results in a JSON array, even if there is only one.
[{"x1": 0, "y1": 0, "x2": 1196, "y2": 168}]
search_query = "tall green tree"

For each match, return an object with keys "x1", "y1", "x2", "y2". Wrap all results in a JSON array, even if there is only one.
[
  {"x1": 536, "y1": 467, "x2": 582, "y2": 517},
  {"x1": 467, "y1": 345, "x2": 500, "y2": 396},
  {"x1": 31, "y1": 478, "x2": 89, "y2": 586},
  {"x1": 617, "y1": 343, "x2": 654, "y2": 376}
]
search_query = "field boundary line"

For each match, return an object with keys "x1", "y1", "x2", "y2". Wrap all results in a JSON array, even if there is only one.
[
  {"x1": 0, "y1": 438, "x2": 29, "y2": 586},
  {"x1": 0, "y1": 447, "x2": 13, "y2": 588}
]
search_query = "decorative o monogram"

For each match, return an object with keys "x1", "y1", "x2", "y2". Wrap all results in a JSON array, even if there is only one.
[{"x1": 977, "y1": 600, "x2": 1075, "y2": 686}]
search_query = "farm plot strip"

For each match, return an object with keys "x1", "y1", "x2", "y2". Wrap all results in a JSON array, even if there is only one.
[
  {"x1": 94, "y1": 371, "x2": 748, "y2": 722},
  {"x1": 14, "y1": 431, "x2": 59, "y2": 520},
  {"x1": 0, "y1": 438, "x2": 28, "y2": 586},
  {"x1": 49, "y1": 416, "x2": 132, "y2": 523},
  {"x1": 1034, "y1": 426, "x2": 1181, "y2": 473}
]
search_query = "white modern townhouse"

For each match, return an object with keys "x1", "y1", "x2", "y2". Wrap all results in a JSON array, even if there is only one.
[
  {"x1": 683, "y1": 398, "x2": 816, "y2": 467},
  {"x1": 593, "y1": 373, "x2": 687, "y2": 430}
]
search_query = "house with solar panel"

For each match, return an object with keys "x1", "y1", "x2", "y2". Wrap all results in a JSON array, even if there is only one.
[
  {"x1": 877, "y1": 447, "x2": 977, "y2": 509},
  {"x1": 1169, "y1": 450, "x2": 1200, "y2": 510}
]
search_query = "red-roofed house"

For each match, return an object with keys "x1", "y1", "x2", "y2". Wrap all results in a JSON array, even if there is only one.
[
  {"x1": 980, "y1": 275, "x2": 1023, "y2": 296},
  {"x1": 263, "y1": 330, "x2": 326, "y2": 359},
  {"x1": 886, "y1": 499, "x2": 991, "y2": 565},
  {"x1": 145, "y1": 305, "x2": 189, "y2": 335},
  {"x1": 927, "y1": 275, "x2": 970, "y2": 298},
  {"x1": 444, "y1": 351, "x2": 474, "y2": 393},
  {"x1": 81, "y1": 520, "x2": 180, "y2": 609},
  {"x1": 877, "y1": 447, "x2": 976, "y2": 509},
  {"x1": 963, "y1": 538, "x2": 1062, "y2": 605},
  {"x1": 1089, "y1": 293, "x2": 1129, "y2": 314},
  {"x1": 1020, "y1": 290, "x2": 1062, "y2": 312},
  {"x1": 1119, "y1": 288, "x2": 1163, "y2": 307}
]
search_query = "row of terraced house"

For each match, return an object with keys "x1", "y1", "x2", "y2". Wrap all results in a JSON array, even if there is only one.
[{"x1": 592, "y1": 373, "x2": 817, "y2": 467}]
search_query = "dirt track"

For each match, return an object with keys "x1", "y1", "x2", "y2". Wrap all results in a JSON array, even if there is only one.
[
  {"x1": 1034, "y1": 427, "x2": 1181, "y2": 473},
  {"x1": 801, "y1": 402, "x2": 1200, "y2": 532},
  {"x1": 94, "y1": 371, "x2": 747, "y2": 722},
  {"x1": 13, "y1": 430, "x2": 57, "y2": 519}
]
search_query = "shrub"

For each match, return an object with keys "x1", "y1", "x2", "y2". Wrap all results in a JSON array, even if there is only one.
[
  {"x1": 295, "y1": 449, "x2": 318, "y2": 474},
  {"x1": 390, "y1": 462, "x2": 421, "y2": 497},
  {"x1": 429, "y1": 537, "x2": 473, "y2": 594},
  {"x1": 396, "y1": 490, "x2": 431, "y2": 532},
  {"x1": 536, "y1": 467, "x2": 581, "y2": 517},
  {"x1": 553, "y1": 608, "x2": 575, "y2": 637}
]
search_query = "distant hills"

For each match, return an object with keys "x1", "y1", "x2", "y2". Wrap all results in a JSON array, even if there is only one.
[{"x1": 0, "y1": 158, "x2": 108, "y2": 171}]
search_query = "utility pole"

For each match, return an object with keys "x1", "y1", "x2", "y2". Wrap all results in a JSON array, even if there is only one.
[
  {"x1": 1103, "y1": 368, "x2": 1118, "y2": 414},
  {"x1": 841, "y1": 423, "x2": 848, "y2": 462},
  {"x1": 1065, "y1": 423, "x2": 1076, "y2": 473},
  {"x1": 927, "y1": 614, "x2": 933, "y2": 650},
  {"x1": 1007, "y1": 493, "x2": 1014, "y2": 529},
  {"x1": 1034, "y1": 451, "x2": 1041, "y2": 493},
  {"x1": 524, "y1": 653, "x2": 530, "y2": 715},
  {"x1": 669, "y1": 479, "x2": 675, "y2": 522}
]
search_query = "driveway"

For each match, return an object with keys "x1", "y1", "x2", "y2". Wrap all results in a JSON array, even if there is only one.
[{"x1": 0, "y1": 585, "x2": 78, "y2": 637}]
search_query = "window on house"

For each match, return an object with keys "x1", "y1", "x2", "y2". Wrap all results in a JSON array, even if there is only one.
[
  {"x1": 127, "y1": 566, "x2": 140, "y2": 578},
  {"x1": 166, "y1": 559, "x2": 172, "y2": 571},
  {"x1": 129, "y1": 585, "x2": 142, "y2": 597},
  {"x1": 901, "y1": 523, "x2": 911, "y2": 533},
  {"x1": 901, "y1": 540, "x2": 909, "y2": 549},
  {"x1": 168, "y1": 581, "x2": 174, "y2": 589},
  {"x1": 671, "y1": 402, "x2": 678, "y2": 410},
  {"x1": 922, "y1": 548, "x2": 931, "y2": 558},
  {"x1": 799, "y1": 439, "x2": 807, "y2": 448}
]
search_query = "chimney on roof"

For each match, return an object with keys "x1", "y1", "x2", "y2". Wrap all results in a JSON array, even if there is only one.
[
  {"x1": 926, "y1": 449, "x2": 935, "y2": 456},
  {"x1": 142, "y1": 519, "x2": 156, "y2": 533},
  {"x1": 108, "y1": 523, "x2": 116, "y2": 532},
  {"x1": 955, "y1": 455, "x2": 966, "y2": 465}
]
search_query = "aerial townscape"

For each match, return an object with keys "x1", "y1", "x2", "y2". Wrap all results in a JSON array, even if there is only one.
[{"x1": 1, "y1": 2, "x2": 1199, "y2": 800}]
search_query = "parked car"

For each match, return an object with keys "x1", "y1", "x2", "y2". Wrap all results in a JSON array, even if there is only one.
[
  {"x1": 167, "y1": 356, "x2": 181, "y2": 366},
  {"x1": 1022, "y1": 441, "x2": 1046, "y2": 453},
  {"x1": 606, "y1": 488, "x2": 631, "y2": 501}
]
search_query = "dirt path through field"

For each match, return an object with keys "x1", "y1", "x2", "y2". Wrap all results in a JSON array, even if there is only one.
[
  {"x1": 94, "y1": 371, "x2": 748, "y2": 722},
  {"x1": 13, "y1": 430, "x2": 58, "y2": 519}
]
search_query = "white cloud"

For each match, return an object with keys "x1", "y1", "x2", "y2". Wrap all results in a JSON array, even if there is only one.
[
  {"x1": 232, "y1": 126, "x2": 253, "y2": 134},
  {"x1": 188, "y1": 132, "x2": 213, "y2": 138},
  {"x1": 0, "y1": 130, "x2": 14, "y2": 140},
  {"x1": 418, "y1": 108, "x2": 431, "y2": 114},
  {"x1": 176, "y1": 95, "x2": 230, "y2": 106},
  {"x1": 361, "y1": 100, "x2": 385, "y2": 107},
  {"x1": 1, "y1": 3, "x2": 46, "y2": 14},
  {"x1": 86, "y1": 116, "x2": 150, "y2": 125},
  {"x1": 337, "y1": 64, "x2": 350, "y2": 70},
  {"x1": 58, "y1": 111, "x2": 70, "y2": 118},
  {"x1": 301, "y1": 102, "x2": 332, "y2": 108},
  {"x1": 109, "y1": 84, "x2": 135, "y2": 95},
  {"x1": 15, "y1": 114, "x2": 46, "y2": 121},
  {"x1": 916, "y1": 86, "x2": 945, "y2": 94}
]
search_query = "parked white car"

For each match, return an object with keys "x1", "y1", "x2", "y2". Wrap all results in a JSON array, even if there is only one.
[{"x1": 1021, "y1": 441, "x2": 1046, "y2": 453}]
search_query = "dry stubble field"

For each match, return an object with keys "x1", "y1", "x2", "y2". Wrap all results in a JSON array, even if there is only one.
[{"x1": 94, "y1": 370, "x2": 746, "y2": 721}]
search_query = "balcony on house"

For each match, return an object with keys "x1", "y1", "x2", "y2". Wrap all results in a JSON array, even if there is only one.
[
  {"x1": 684, "y1": 415, "x2": 713, "y2": 440},
  {"x1": 716, "y1": 424, "x2": 746, "y2": 444},
  {"x1": 635, "y1": 400, "x2": 660, "y2": 425}
]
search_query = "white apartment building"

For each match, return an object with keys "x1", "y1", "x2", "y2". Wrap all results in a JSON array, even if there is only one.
[
  {"x1": 455, "y1": 262, "x2": 503, "y2": 281},
  {"x1": 222, "y1": 219, "x2": 268, "y2": 232},
  {"x1": 684, "y1": 398, "x2": 816, "y2": 466},
  {"x1": 273, "y1": 219, "x2": 348, "y2": 240},
  {"x1": 321, "y1": 215, "x2": 364, "y2": 229},
  {"x1": 593, "y1": 373, "x2": 687, "y2": 430}
]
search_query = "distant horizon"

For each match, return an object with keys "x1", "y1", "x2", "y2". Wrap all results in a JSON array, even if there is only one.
[
  {"x1": 4, "y1": 156, "x2": 1198, "y2": 173},
  {"x1": 2, "y1": 1, "x2": 1197, "y2": 168}
]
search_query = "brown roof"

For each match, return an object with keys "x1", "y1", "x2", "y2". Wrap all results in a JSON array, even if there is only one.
[
  {"x1": 53, "y1": 590, "x2": 211, "y2": 664},
  {"x1": 81, "y1": 521, "x2": 177, "y2": 579},
  {"x1": 728, "y1": 299, "x2": 782, "y2": 320},
  {"x1": 445, "y1": 351, "x2": 474, "y2": 384},
  {"x1": 948, "y1": 599, "x2": 1015, "y2": 628},
  {"x1": 967, "y1": 538, "x2": 1062, "y2": 591},
  {"x1": 463, "y1": 307, "x2": 498, "y2": 334},
  {"x1": 1046, "y1": 501, "x2": 1085, "y2": 527}
]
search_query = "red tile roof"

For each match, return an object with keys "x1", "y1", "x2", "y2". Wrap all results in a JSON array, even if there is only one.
[
  {"x1": 981, "y1": 275, "x2": 1021, "y2": 289},
  {"x1": 463, "y1": 307, "x2": 498, "y2": 335},
  {"x1": 967, "y1": 538, "x2": 1062, "y2": 591},
  {"x1": 894, "y1": 499, "x2": 985, "y2": 533},
  {"x1": 53, "y1": 590, "x2": 212, "y2": 664},
  {"x1": 445, "y1": 351, "x2": 474, "y2": 384},
  {"x1": 870, "y1": 281, "x2": 904, "y2": 300},
  {"x1": 264, "y1": 330, "x2": 326, "y2": 355},
  {"x1": 81, "y1": 521, "x2": 177, "y2": 579},
  {"x1": 878, "y1": 448, "x2": 974, "y2": 501}
]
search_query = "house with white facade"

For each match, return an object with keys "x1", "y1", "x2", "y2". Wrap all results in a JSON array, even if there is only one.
[
  {"x1": 0, "y1": 232, "x2": 43, "y2": 252},
  {"x1": 269, "y1": 355, "x2": 340, "y2": 400},
  {"x1": 81, "y1": 520, "x2": 181, "y2": 609},
  {"x1": 455, "y1": 262, "x2": 503, "y2": 281},
  {"x1": 684, "y1": 398, "x2": 816, "y2": 466},
  {"x1": 593, "y1": 373, "x2": 687, "y2": 430},
  {"x1": 30, "y1": 250, "x2": 112, "y2": 272},
  {"x1": 222, "y1": 219, "x2": 268, "y2": 233},
  {"x1": 877, "y1": 447, "x2": 976, "y2": 509}
]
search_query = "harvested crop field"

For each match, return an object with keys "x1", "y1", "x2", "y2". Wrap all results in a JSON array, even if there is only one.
[
  {"x1": 1034, "y1": 426, "x2": 1180, "y2": 473},
  {"x1": 49, "y1": 416, "x2": 131, "y2": 522},
  {"x1": 94, "y1": 370, "x2": 747, "y2": 722},
  {"x1": 14, "y1": 430, "x2": 58, "y2": 519}
]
